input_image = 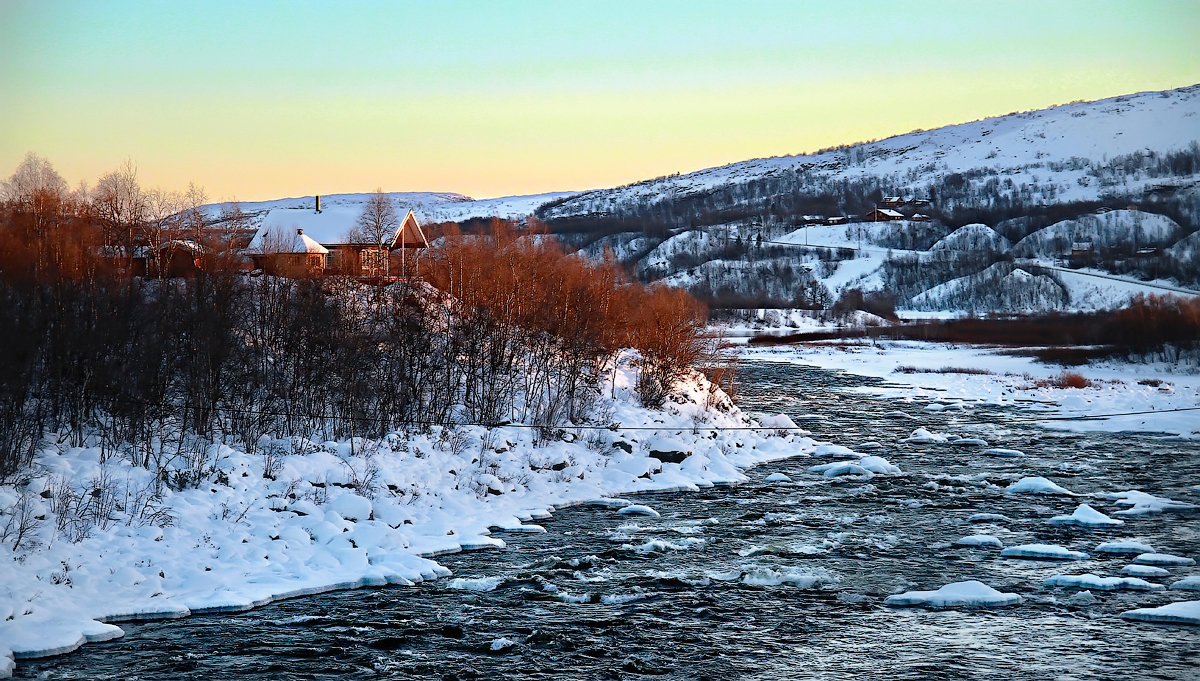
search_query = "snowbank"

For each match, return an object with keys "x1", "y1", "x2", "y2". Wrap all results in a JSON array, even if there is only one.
[{"x1": 0, "y1": 360, "x2": 809, "y2": 675}]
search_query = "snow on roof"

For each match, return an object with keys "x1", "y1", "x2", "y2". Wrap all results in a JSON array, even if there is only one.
[
  {"x1": 877, "y1": 208, "x2": 904, "y2": 218},
  {"x1": 882, "y1": 196, "x2": 902, "y2": 202},
  {"x1": 248, "y1": 206, "x2": 424, "y2": 252},
  {"x1": 291, "y1": 231, "x2": 330, "y2": 254}
]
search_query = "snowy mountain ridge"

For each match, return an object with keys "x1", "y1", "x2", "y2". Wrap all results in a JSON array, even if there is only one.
[{"x1": 541, "y1": 84, "x2": 1200, "y2": 218}]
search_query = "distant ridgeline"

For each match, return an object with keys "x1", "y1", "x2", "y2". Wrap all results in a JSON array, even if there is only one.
[{"x1": 531, "y1": 84, "x2": 1200, "y2": 314}]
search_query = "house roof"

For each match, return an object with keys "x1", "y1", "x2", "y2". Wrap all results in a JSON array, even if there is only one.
[
  {"x1": 872, "y1": 208, "x2": 904, "y2": 218},
  {"x1": 248, "y1": 207, "x2": 426, "y2": 252},
  {"x1": 882, "y1": 196, "x2": 902, "y2": 202}
]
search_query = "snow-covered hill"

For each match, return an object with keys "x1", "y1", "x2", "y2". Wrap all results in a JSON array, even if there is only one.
[
  {"x1": 541, "y1": 85, "x2": 1200, "y2": 219},
  {"x1": 203, "y1": 190, "x2": 576, "y2": 229}
]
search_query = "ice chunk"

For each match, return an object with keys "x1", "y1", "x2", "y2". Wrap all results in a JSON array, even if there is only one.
[
  {"x1": 952, "y1": 438, "x2": 989, "y2": 447},
  {"x1": 1005, "y1": 476, "x2": 1074, "y2": 495},
  {"x1": 982, "y1": 448, "x2": 1024, "y2": 457},
  {"x1": 1095, "y1": 540, "x2": 1155, "y2": 555},
  {"x1": 765, "y1": 472, "x2": 792, "y2": 482},
  {"x1": 858, "y1": 455, "x2": 901, "y2": 475},
  {"x1": 1043, "y1": 574, "x2": 1164, "y2": 591},
  {"x1": 903, "y1": 428, "x2": 948, "y2": 444},
  {"x1": 811, "y1": 444, "x2": 860, "y2": 459},
  {"x1": 884, "y1": 580, "x2": 1021, "y2": 608},
  {"x1": 1170, "y1": 576, "x2": 1200, "y2": 591},
  {"x1": 808, "y1": 462, "x2": 873, "y2": 479},
  {"x1": 740, "y1": 566, "x2": 835, "y2": 588},
  {"x1": 1000, "y1": 544, "x2": 1089, "y2": 560},
  {"x1": 1047, "y1": 504, "x2": 1124, "y2": 527},
  {"x1": 1064, "y1": 590, "x2": 1096, "y2": 605},
  {"x1": 1122, "y1": 565, "x2": 1170, "y2": 578},
  {"x1": 1106, "y1": 490, "x2": 1198, "y2": 516},
  {"x1": 489, "y1": 637, "x2": 517, "y2": 651},
  {"x1": 1120, "y1": 600, "x2": 1200, "y2": 626},
  {"x1": 446, "y1": 576, "x2": 506, "y2": 592},
  {"x1": 957, "y1": 535, "x2": 1003, "y2": 548},
  {"x1": 968, "y1": 513, "x2": 1014, "y2": 523},
  {"x1": 1133, "y1": 553, "x2": 1196, "y2": 566},
  {"x1": 618, "y1": 504, "x2": 660, "y2": 517}
]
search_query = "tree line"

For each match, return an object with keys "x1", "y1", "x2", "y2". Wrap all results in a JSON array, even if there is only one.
[{"x1": 0, "y1": 154, "x2": 710, "y2": 479}]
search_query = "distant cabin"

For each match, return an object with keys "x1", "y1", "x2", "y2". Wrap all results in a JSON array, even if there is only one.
[
  {"x1": 825, "y1": 216, "x2": 849, "y2": 225},
  {"x1": 864, "y1": 208, "x2": 905, "y2": 222},
  {"x1": 880, "y1": 196, "x2": 904, "y2": 208},
  {"x1": 909, "y1": 213, "x2": 932, "y2": 222},
  {"x1": 247, "y1": 198, "x2": 428, "y2": 277}
]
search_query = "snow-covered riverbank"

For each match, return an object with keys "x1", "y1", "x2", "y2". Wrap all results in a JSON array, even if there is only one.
[
  {"x1": 0, "y1": 359, "x2": 811, "y2": 676},
  {"x1": 740, "y1": 339, "x2": 1200, "y2": 439}
]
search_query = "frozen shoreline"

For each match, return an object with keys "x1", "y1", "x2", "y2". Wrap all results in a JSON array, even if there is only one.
[
  {"x1": 738, "y1": 337, "x2": 1200, "y2": 439},
  {"x1": 0, "y1": 362, "x2": 809, "y2": 676}
]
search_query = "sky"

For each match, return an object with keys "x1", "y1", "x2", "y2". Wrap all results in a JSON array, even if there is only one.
[{"x1": 1, "y1": 1, "x2": 1198, "y2": 202}]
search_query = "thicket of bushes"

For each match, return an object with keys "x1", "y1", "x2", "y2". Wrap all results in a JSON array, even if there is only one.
[{"x1": 0, "y1": 156, "x2": 710, "y2": 479}]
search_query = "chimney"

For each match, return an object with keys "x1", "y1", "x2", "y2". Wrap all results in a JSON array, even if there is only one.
[{"x1": 315, "y1": 195, "x2": 322, "y2": 213}]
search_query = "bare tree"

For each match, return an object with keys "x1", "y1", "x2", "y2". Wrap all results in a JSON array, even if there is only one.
[
  {"x1": 352, "y1": 188, "x2": 398, "y2": 278},
  {"x1": 143, "y1": 189, "x2": 186, "y2": 276},
  {"x1": 93, "y1": 159, "x2": 147, "y2": 266}
]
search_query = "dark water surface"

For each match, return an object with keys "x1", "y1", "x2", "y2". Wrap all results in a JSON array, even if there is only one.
[{"x1": 18, "y1": 361, "x2": 1200, "y2": 680}]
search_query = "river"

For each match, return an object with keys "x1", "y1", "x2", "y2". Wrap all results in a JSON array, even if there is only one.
[{"x1": 16, "y1": 360, "x2": 1200, "y2": 680}]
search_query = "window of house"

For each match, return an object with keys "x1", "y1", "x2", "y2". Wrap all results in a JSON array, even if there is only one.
[{"x1": 360, "y1": 247, "x2": 385, "y2": 275}]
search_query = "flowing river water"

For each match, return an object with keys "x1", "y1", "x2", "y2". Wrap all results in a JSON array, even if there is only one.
[{"x1": 16, "y1": 360, "x2": 1200, "y2": 680}]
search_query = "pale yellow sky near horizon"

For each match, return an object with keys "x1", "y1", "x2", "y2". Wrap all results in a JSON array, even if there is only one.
[{"x1": 2, "y1": 1, "x2": 1197, "y2": 202}]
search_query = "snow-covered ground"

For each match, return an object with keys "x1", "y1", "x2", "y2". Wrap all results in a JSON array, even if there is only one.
[
  {"x1": 0, "y1": 355, "x2": 808, "y2": 675},
  {"x1": 739, "y1": 339, "x2": 1200, "y2": 439}
]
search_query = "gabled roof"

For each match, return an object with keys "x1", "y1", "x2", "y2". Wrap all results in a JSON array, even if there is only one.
[{"x1": 248, "y1": 206, "x2": 426, "y2": 252}]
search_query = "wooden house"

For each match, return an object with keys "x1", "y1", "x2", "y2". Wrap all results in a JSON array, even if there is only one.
[
  {"x1": 880, "y1": 196, "x2": 904, "y2": 208},
  {"x1": 864, "y1": 208, "x2": 904, "y2": 222},
  {"x1": 825, "y1": 216, "x2": 849, "y2": 225},
  {"x1": 247, "y1": 197, "x2": 428, "y2": 278},
  {"x1": 252, "y1": 229, "x2": 328, "y2": 277}
]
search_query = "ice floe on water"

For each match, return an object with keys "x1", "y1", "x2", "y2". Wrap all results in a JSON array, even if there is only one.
[
  {"x1": 618, "y1": 504, "x2": 661, "y2": 517},
  {"x1": 982, "y1": 448, "x2": 1024, "y2": 457},
  {"x1": 950, "y1": 437, "x2": 989, "y2": 447},
  {"x1": 1133, "y1": 553, "x2": 1196, "y2": 566},
  {"x1": 625, "y1": 538, "x2": 707, "y2": 554},
  {"x1": 489, "y1": 637, "x2": 517, "y2": 652},
  {"x1": 1095, "y1": 540, "x2": 1156, "y2": 555},
  {"x1": 446, "y1": 576, "x2": 507, "y2": 592},
  {"x1": 885, "y1": 580, "x2": 1021, "y2": 609},
  {"x1": 1120, "y1": 600, "x2": 1200, "y2": 626},
  {"x1": 1063, "y1": 590, "x2": 1097, "y2": 605},
  {"x1": 765, "y1": 472, "x2": 792, "y2": 482},
  {"x1": 968, "y1": 513, "x2": 1015, "y2": 523},
  {"x1": 956, "y1": 535, "x2": 1003, "y2": 548},
  {"x1": 1106, "y1": 490, "x2": 1199, "y2": 516},
  {"x1": 1170, "y1": 576, "x2": 1200, "y2": 591},
  {"x1": 1005, "y1": 476, "x2": 1075, "y2": 495},
  {"x1": 739, "y1": 566, "x2": 837, "y2": 588},
  {"x1": 809, "y1": 462, "x2": 873, "y2": 478},
  {"x1": 811, "y1": 443, "x2": 860, "y2": 458},
  {"x1": 1001, "y1": 544, "x2": 1089, "y2": 560},
  {"x1": 1047, "y1": 504, "x2": 1124, "y2": 527},
  {"x1": 1043, "y1": 574, "x2": 1164, "y2": 591},
  {"x1": 1122, "y1": 565, "x2": 1171, "y2": 578},
  {"x1": 903, "y1": 427, "x2": 948, "y2": 444}
]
